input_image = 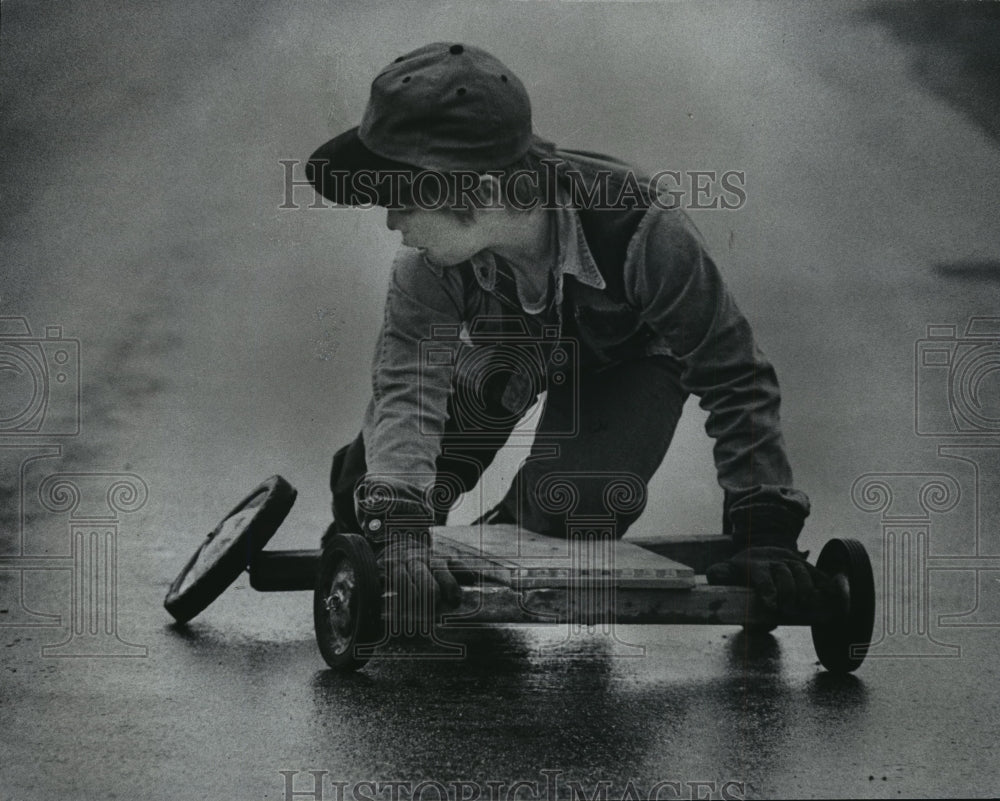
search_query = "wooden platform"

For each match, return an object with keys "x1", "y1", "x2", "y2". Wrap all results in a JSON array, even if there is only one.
[
  {"x1": 626, "y1": 534, "x2": 735, "y2": 574},
  {"x1": 432, "y1": 524, "x2": 695, "y2": 590},
  {"x1": 248, "y1": 526, "x2": 721, "y2": 593}
]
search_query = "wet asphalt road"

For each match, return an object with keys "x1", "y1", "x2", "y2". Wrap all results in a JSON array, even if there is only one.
[{"x1": 2, "y1": 1, "x2": 1000, "y2": 799}]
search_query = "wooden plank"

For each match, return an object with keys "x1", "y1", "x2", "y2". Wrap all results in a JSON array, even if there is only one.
[
  {"x1": 627, "y1": 534, "x2": 736, "y2": 575},
  {"x1": 409, "y1": 584, "x2": 833, "y2": 627},
  {"x1": 431, "y1": 536, "x2": 521, "y2": 586},
  {"x1": 246, "y1": 529, "x2": 725, "y2": 594},
  {"x1": 432, "y1": 524, "x2": 695, "y2": 590}
]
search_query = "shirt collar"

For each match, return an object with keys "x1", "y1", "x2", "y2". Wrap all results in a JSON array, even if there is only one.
[{"x1": 560, "y1": 201, "x2": 606, "y2": 290}]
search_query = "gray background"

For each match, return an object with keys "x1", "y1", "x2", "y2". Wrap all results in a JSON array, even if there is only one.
[{"x1": 2, "y1": 2, "x2": 999, "y2": 799}]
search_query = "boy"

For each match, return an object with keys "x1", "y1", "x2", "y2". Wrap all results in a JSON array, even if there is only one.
[{"x1": 306, "y1": 43, "x2": 829, "y2": 618}]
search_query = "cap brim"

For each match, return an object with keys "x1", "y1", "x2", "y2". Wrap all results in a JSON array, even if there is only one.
[{"x1": 306, "y1": 126, "x2": 422, "y2": 207}]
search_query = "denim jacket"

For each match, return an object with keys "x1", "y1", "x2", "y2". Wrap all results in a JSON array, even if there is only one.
[{"x1": 360, "y1": 151, "x2": 810, "y2": 544}]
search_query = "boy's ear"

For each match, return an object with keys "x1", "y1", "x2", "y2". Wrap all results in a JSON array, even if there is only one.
[{"x1": 472, "y1": 173, "x2": 504, "y2": 209}]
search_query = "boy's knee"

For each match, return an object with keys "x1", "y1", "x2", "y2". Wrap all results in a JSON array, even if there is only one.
[
  {"x1": 330, "y1": 435, "x2": 367, "y2": 532},
  {"x1": 510, "y1": 472, "x2": 648, "y2": 538}
]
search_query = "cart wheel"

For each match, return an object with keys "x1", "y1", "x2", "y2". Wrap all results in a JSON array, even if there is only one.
[
  {"x1": 810, "y1": 538, "x2": 875, "y2": 673},
  {"x1": 314, "y1": 532, "x2": 382, "y2": 672},
  {"x1": 164, "y1": 475, "x2": 296, "y2": 623}
]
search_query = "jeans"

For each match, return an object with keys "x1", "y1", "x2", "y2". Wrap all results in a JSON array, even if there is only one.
[{"x1": 331, "y1": 355, "x2": 689, "y2": 539}]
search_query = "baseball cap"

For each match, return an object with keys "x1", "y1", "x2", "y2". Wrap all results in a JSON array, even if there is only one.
[{"x1": 306, "y1": 42, "x2": 546, "y2": 207}]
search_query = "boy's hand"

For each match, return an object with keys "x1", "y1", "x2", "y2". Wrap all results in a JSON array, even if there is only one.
[
  {"x1": 376, "y1": 534, "x2": 462, "y2": 614},
  {"x1": 354, "y1": 486, "x2": 462, "y2": 621},
  {"x1": 706, "y1": 546, "x2": 837, "y2": 618}
]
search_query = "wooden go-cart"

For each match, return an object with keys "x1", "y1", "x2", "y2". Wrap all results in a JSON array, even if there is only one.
[{"x1": 164, "y1": 476, "x2": 876, "y2": 674}]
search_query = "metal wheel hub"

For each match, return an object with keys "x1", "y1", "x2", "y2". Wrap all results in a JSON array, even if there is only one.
[{"x1": 322, "y1": 562, "x2": 357, "y2": 655}]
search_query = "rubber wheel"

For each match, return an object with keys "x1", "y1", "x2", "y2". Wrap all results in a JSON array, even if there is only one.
[
  {"x1": 314, "y1": 532, "x2": 382, "y2": 672},
  {"x1": 811, "y1": 538, "x2": 876, "y2": 673},
  {"x1": 164, "y1": 475, "x2": 296, "y2": 623}
]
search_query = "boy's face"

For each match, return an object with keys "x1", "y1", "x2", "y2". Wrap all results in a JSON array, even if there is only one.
[{"x1": 385, "y1": 207, "x2": 487, "y2": 267}]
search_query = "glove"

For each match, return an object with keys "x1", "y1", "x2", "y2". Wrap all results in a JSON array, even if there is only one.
[
  {"x1": 376, "y1": 535, "x2": 462, "y2": 613},
  {"x1": 354, "y1": 483, "x2": 461, "y2": 617},
  {"x1": 706, "y1": 546, "x2": 838, "y2": 618}
]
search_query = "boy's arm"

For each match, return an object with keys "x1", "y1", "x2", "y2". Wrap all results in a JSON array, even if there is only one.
[
  {"x1": 357, "y1": 247, "x2": 465, "y2": 524},
  {"x1": 625, "y1": 209, "x2": 838, "y2": 614},
  {"x1": 350, "y1": 248, "x2": 466, "y2": 613},
  {"x1": 625, "y1": 209, "x2": 810, "y2": 551}
]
